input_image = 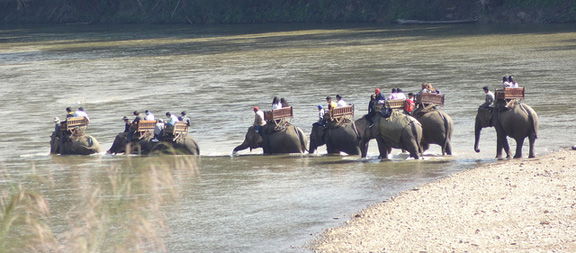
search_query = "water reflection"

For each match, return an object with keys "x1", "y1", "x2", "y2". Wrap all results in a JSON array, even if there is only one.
[{"x1": 1, "y1": 23, "x2": 576, "y2": 251}]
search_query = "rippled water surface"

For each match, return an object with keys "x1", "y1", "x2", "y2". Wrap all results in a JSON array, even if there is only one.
[{"x1": 1, "y1": 23, "x2": 576, "y2": 251}]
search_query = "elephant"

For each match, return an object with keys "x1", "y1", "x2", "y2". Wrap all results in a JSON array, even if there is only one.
[
  {"x1": 233, "y1": 123, "x2": 307, "y2": 154},
  {"x1": 411, "y1": 106, "x2": 454, "y2": 155},
  {"x1": 107, "y1": 132, "x2": 200, "y2": 155},
  {"x1": 151, "y1": 136, "x2": 200, "y2": 155},
  {"x1": 355, "y1": 111, "x2": 423, "y2": 159},
  {"x1": 474, "y1": 101, "x2": 538, "y2": 158},
  {"x1": 309, "y1": 121, "x2": 361, "y2": 155},
  {"x1": 50, "y1": 130, "x2": 101, "y2": 155}
]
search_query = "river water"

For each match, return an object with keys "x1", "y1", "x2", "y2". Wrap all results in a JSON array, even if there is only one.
[{"x1": 1, "y1": 23, "x2": 575, "y2": 251}]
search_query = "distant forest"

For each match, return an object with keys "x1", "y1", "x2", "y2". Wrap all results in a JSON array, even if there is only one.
[{"x1": 1, "y1": 0, "x2": 574, "y2": 24}]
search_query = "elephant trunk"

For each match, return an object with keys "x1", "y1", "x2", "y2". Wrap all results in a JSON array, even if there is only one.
[
  {"x1": 309, "y1": 138, "x2": 318, "y2": 154},
  {"x1": 233, "y1": 139, "x2": 250, "y2": 153},
  {"x1": 474, "y1": 121, "x2": 482, "y2": 153}
]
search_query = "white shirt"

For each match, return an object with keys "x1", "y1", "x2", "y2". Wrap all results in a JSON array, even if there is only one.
[
  {"x1": 510, "y1": 82, "x2": 518, "y2": 88},
  {"x1": 388, "y1": 93, "x2": 398, "y2": 100},
  {"x1": 336, "y1": 100, "x2": 347, "y2": 107},
  {"x1": 503, "y1": 81, "x2": 511, "y2": 88},
  {"x1": 254, "y1": 110, "x2": 266, "y2": 126},
  {"x1": 145, "y1": 113, "x2": 155, "y2": 121},
  {"x1": 396, "y1": 92, "x2": 406, "y2": 100},
  {"x1": 318, "y1": 108, "x2": 325, "y2": 120},
  {"x1": 154, "y1": 121, "x2": 165, "y2": 135},
  {"x1": 167, "y1": 115, "x2": 179, "y2": 126},
  {"x1": 74, "y1": 110, "x2": 89, "y2": 120},
  {"x1": 272, "y1": 103, "x2": 282, "y2": 109}
]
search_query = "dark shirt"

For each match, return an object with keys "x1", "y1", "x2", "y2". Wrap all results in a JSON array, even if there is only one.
[
  {"x1": 132, "y1": 115, "x2": 144, "y2": 124},
  {"x1": 124, "y1": 123, "x2": 130, "y2": 132},
  {"x1": 375, "y1": 92, "x2": 386, "y2": 102},
  {"x1": 180, "y1": 116, "x2": 191, "y2": 126},
  {"x1": 368, "y1": 100, "x2": 377, "y2": 115}
]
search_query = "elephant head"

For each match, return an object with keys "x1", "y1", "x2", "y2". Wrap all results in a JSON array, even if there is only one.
[
  {"x1": 474, "y1": 108, "x2": 493, "y2": 153},
  {"x1": 108, "y1": 132, "x2": 158, "y2": 155},
  {"x1": 50, "y1": 131, "x2": 60, "y2": 154},
  {"x1": 108, "y1": 132, "x2": 129, "y2": 154},
  {"x1": 233, "y1": 126, "x2": 264, "y2": 153},
  {"x1": 354, "y1": 116, "x2": 379, "y2": 158},
  {"x1": 309, "y1": 124, "x2": 326, "y2": 153}
]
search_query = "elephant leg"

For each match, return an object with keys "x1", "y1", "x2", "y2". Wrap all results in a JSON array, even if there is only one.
[
  {"x1": 376, "y1": 138, "x2": 388, "y2": 159},
  {"x1": 405, "y1": 139, "x2": 420, "y2": 159},
  {"x1": 325, "y1": 136, "x2": 336, "y2": 154},
  {"x1": 514, "y1": 138, "x2": 525, "y2": 159},
  {"x1": 421, "y1": 142, "x2": 430, "y2": 153},
  {"x1": 495, "y1": 133, "x2": 509, "y2": 158},
  {"x1": 528, "y1": 133, "x2": 536, "y2": 158},
  {"x1": 501, "y1": 137, "x2": 511, "y2": 158},
  {"x1": 360, "y1": 139, "x2": 369, "y2": 158},
  {"x1": 444, "y1": 141, "x2": 452, "y2": 156}
]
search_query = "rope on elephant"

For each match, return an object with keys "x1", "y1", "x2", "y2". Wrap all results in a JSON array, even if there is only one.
[
  {"x1": 71, "y1": 127, "x2": 86, "y2": 137},
  {"x1": 263, "y1": 120, "x2": 291, "y2": 134},
  {"x1": 327, "y1": 117, "x2": 351, "y2": 128},
  {"x1": 414, "y1": 104, "x2": 437, "y2": 117}
]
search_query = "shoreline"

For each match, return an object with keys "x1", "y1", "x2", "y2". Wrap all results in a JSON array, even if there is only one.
[{"x1": 309, "y1": 150, "x2": 576, "y2": 251}]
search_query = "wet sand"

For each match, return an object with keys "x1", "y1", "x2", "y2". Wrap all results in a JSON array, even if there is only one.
[{"x1": 310, "y1": 150, "x2": 576, "y2": 252}]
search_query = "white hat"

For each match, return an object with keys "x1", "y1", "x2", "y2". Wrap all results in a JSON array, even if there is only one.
[{"x1": 53, "y1": 117, "x2": 60, "y2": 123}]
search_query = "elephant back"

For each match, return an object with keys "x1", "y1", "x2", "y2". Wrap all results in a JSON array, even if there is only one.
[
  {"x1": 378, "y1": 111, "x2": 420, "y2": 146},
  {"x1": 67, "y1": 134, "x2": 102, "y2": 155}
]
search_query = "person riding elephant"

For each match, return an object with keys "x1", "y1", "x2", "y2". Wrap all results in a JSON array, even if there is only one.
[
  {"x1": 50, "y1": 128, "x2": 101, "y2": 155},
  {"x1": 355, "y1": 110, "x2": 422, "y2": 159},
  {"x1": 233, "y1": 123, "x2": 307, "y2": 154},
  {"x1": 474, "y1": 100, "x2": 538, "y2": 158},
  {"x1": 411, "y1": 106, "x2": 454, "y2": 155},
  {"x1": 309, "y1": 121, "x2": 361, "y2": 155}
]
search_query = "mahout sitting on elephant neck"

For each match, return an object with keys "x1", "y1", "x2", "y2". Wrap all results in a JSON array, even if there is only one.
[
  {"x1": 309, "y1": 120, "x2": 361, "y2": 155},
  {"x1": 355, "y1": 110, "x2": 422, "y2": 159},
  {"x1": 474, "y1": 101, "x2": 538, "y2": 158},
  {"x1": 50, "y1": 126, "x2": 101, "y2": 155}
]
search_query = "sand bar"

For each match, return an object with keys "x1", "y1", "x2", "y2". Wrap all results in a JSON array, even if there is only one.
[{"x1": 310, "y1": 150, "x2": 576, "y2": 252}]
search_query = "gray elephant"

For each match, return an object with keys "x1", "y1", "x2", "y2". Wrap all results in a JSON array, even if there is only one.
[
  {"x1": 355, "y1": 111, "x2": 422, "y2": 159},
  {"x1": 474, "y1": 101, "x2": 538, "y2": 158},
  {"x1": 233, "y1": 123, "x2": 307, "y2": 154},
  {"x1": 309, "y1": 121, "x2": 361, "y2": 155},
  {"x1": 107, "y1": 132, "x2": 200, "y2": 155},
  {"x1": 151, "y1": 136, "x2": 200, "y2": 155},
  {"x1": 411, "y1": 106, "x2": 454, "y2": 155},
  {"x1": 50, "y1": 130, "x2": 101, "y2": 155}
]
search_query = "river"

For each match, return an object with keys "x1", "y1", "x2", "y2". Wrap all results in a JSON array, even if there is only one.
[{"x1": 1, "y1": 23, "x2": 575, "y2": 251}]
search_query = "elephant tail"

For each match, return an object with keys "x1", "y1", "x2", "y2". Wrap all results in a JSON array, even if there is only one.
[
  {"x1": 439, "y1": 111, "x2": 453, "y2": 152},
  {"x1": 351, "y1": 121, "x2": 361, "y2": 140},
  {"x1": 410, "y1": 118, "x2": 423, "y2": 156},
  {"x1": 520, "y1": 104, "x2": 538, "y2": 139},
  {"x1": 296, "y1": 127, "x2": 308, "y2": 152}
]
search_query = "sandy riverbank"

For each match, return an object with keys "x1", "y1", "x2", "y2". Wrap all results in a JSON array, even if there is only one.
[{"x1": 310, "y1": 150, "x2": 576, "y2": 252}]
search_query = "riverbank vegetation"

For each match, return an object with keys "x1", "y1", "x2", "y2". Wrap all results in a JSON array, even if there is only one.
[
  {"x1": 1, "y1": 0, "x2": 574, "y2": 24},
  {"x1": 0, "y1": 156, "x2": 199, "y2": 251}
]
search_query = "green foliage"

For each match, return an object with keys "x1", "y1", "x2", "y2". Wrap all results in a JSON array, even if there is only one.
[{"x1": 0, "y1": 0, "x2": 574, "y2": 24}]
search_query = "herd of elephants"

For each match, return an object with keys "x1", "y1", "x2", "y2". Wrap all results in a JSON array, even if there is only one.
[{"x1": 49, "y1": 93, "x2": 539, "y2": 160}]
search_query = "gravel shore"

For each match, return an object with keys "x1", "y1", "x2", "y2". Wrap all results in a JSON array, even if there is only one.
[{"x1": 310, "y1": 150, "x2": 576, "y2": 252}]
